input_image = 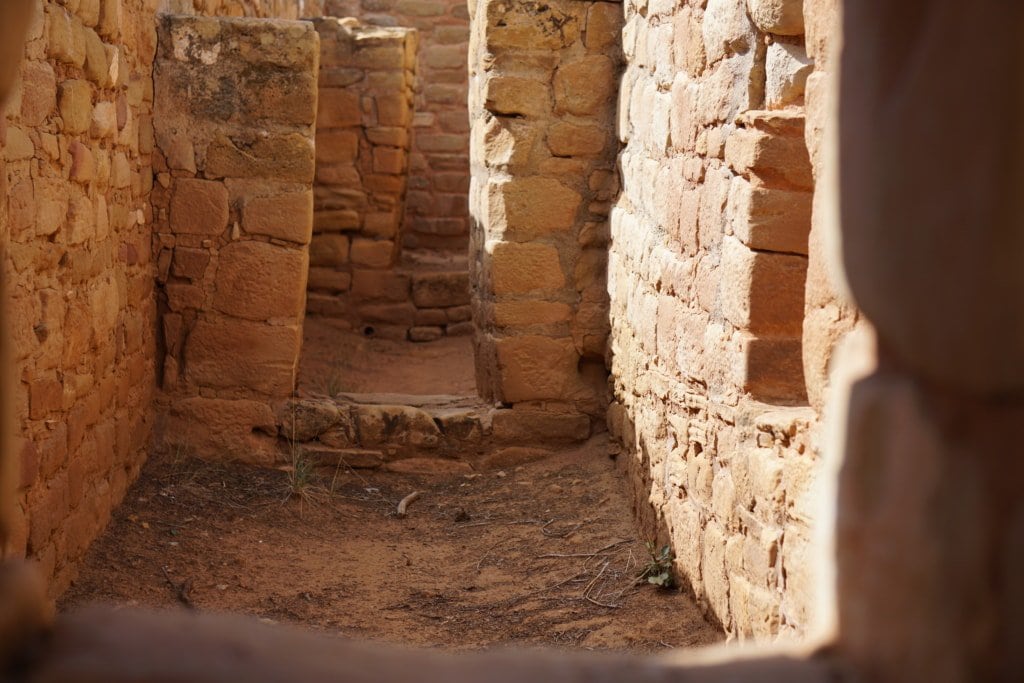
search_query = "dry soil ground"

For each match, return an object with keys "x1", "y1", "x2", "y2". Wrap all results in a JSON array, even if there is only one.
[
  {"x1": 298, "y1": 317, "x2": 477, "y2": 396},
  {"x1": 61, "y1": 439, "x2": 723, "y2": 653}
]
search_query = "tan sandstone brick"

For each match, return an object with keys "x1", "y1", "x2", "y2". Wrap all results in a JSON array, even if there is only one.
[
  {"x1": 213, "y1": 241, "x2": 308, "y2": 321},
  {"x1": 169, "y1": 179, "x2": 229, "y2": 236}
]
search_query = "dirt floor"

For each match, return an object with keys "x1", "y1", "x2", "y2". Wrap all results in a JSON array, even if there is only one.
[
  {"x1": 61, "y1": 438, "x2": 723, "y2": 653},
  {"x1": 298, "y1": 317, "x2": 477, "y2": 396}
]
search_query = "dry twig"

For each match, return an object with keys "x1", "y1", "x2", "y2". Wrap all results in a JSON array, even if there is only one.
[{"x1": 397, "y1": 491, "x2": 421, "y2": 517}]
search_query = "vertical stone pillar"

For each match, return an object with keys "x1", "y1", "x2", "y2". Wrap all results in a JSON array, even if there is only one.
[
  {"x1": 152, "y1": 16, "x2": 319, "y2": 464},
  {"x1": 468, "y1": 0, "x2": 622, "y2": 430},
  {"x1": 834, "y1": 2, "x2": 1024, "y2": 680}
]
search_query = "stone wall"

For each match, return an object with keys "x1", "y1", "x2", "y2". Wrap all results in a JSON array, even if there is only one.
[
  {"x1": 1, "y1": 0, "x2": 162, "y2": 597},
  {"x1": 607, "y1": 0, "x2": 826, "y2": 639},
  {"x1": 320, "y1": 0, "x2": 470, "y2": 257},
  {"x1": 468, "y1": 0, "x2": 622, "y2": 427},
  {"x1": 306, "y1": 19, "x2": 417, "y2": 334},
  {"x1": 151, "y1": 14, "x2": 319, "y2": 465}
]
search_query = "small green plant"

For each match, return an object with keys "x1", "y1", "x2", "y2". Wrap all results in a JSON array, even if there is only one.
[
  {"x1": 285, "y1": 450, "x2": 321, "y2": 504},
  {"x1": 283, "y1": 407, "x2": 325, "y2": 507},
  {"x1": 637, "y1": 542, "x2": 676, "y2": 589}
]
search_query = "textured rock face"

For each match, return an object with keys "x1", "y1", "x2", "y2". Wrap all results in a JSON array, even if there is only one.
[{"x1": 468, "y1": 0, "x2": 622, "y2": 424}]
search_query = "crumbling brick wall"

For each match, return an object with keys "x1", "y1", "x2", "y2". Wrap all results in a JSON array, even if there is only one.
[
  {"x1": 152, "y1": 14, "x2": 318, "y2": 465},
  {"x1": 468, "y1": 0, "x2": 622, "y2": 430},
  {"x1": 607, "y1": 0, "x2": 828, "y2": 639}
]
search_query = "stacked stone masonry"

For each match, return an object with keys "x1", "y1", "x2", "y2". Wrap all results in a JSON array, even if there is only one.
[
  {"x1": 306, "y1": 18, "x2": 472, "y2": 342},
  {"x1": 152, "y1": 15, "x2": 318, "y2": 465},
  {"x1": 607, "y1": 0, "x2": 830, "y2": 640},
  {"x1": 1, "y1": 0, "x2": 844, "y2": 644},
  {"x1": 1, "y1": 0, "x2": 162, "y2": 597},
  {"x1": 318, "y1": 0, "x2": 471, "y2": 256},
  {"x1": 468, "y1": 0, "x2": 623, "y2": 429}
]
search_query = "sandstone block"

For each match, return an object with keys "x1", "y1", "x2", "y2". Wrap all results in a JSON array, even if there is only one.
[
  {"x1": 727, "y1": 178, "x2": 811, "y2": 254},
  {"x1": 242, "y1": 191, "x2": 314, "y2": 245},
  {"x1": 494, "y1": 301, "x2": 572, "y2": 327},
  {"x1": 48, "y1": 6, "x2": 86, "y2": 67},
  {"x1": 19, "y1": 61, "x2": 56, "y2": 126},
  {"x1": 409, "y1": 326, "x2": 444, "y2": 342},
  {"x1": 585, "y1": 2, "x2": 623, "y2": 50},
  {"x1": 167, "y1": 397, "x2": 279, "y2": 465},
  {"x1": 307, "y1": 267, "x2": 352, "y2": 293},
  {"x1": 315, "y1": 130, "x2": 359, "y2": 164},
  {"x1": 363, "y1": 211, "x2": 399, "y2": 238},
  {"x1": 553, "y1": 56, "x2": 616, "y2": 116},
  {"x1": 411, "y1": 272, "x2": 469, "y2": 308},
  {"x1": 487, "y1": 177, "x2": 581, "y2": 239},
  {"x1": 747, "y1": 0, "x2": 805, "y2": 35},
  {"x1": 314, "y1": 208, "x2": 361, "y2": 232},
  {"x1": 206, "y1": 134, "x2": 315, "y2": 183},
  {"x1": 350, "y1": 238, "x2": 395, "y2": 268},
  {"x1": 213, "y1": 241, "x2": 308, "y2": 321},
  {"x1": 547, "y1": 122, "x2": 607, "y2": 157},
  {"x1": 376, "y1": 93, "x2": 411, "y2": 127},
  {"x1": 366, "y1": 126, "x2": 409, "y2": 148},
  {"x1": 740, "y1": 333, "x2": 806, "y2": 401},
  {"x1": 68, "y1": 142, "x2": 94, "y2": 184},
  {"x1": 83, "y1": 27, "x2": 108, "y2": 86},
  {"x1": 97, "y1": 0, "x2": 122, "y2": 39},
  {"x1": 491, "y1": 406, "x2": 591, "y2": 443},
  {"x1": 309, "y1": 234, "x2": 350, "y2": 267},
  {"x1": 355, "y1": 404, "x2": 440, "y2": 448},
  {"x1": 278, "y1": 399, "x2": 341, "y2": 441},
  {"x1": 318, "y1": 88, "x2": 362, "y2": 128},
  {"x1": 58, "y1": 80, "x2": 92, "y2": 135},
  {"x1": 494, "y1": 335, "x2": 579, "y2": 402},
  {"x1": 372, "y1": 146, "x2": 405, "y2": 174},
  {"x1": 484, "y1": 77, "x2": 550, "y2": 118},
  {"x1": 491, "y1": 241, "x2": 565, "y2": 294},
  {"x1": 485, "y1": 0, "x2": 580, "y2": 50},
  {"x1": 90, "y1": 101, "x2": 116, "y2": 138},
  {"x1": 172, "y1": 247, "x2": 211, "y2": 281},
  {"x1": 703, "y1": 0, "x2": 756, "y2": 63},
  {"x1": 415, "y1": 309, "x2": 448, "y2": 327},
  {"x1": 725, "y1": 118, "x2": 813, "y2": 190},
  {"x1": 721, "y1": 236, "x2": 807, "y2": 335},
  {"x1": 185, "y1": 319, "x2": 301, "y2": 396},
  {"x1": 169, "y1": 179, "x2": 229, "y2": 236},
  {"x1": 765, "y1": 41, "x2": 812, "y2": 109},
  {"x1": 351, "y1": 269, "x2": 409, "y2": 302}
]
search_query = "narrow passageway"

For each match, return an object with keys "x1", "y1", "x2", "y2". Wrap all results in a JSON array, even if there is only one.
[
  {"x1": 299, "y1": 316, "x2": 476, "y2": 397},
  {"x1": 61, "y1": 439, "x2": 723, "y2": 652}
]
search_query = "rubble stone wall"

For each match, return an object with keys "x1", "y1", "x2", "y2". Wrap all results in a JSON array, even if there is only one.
[
  {"x1": 468, "y1": 0, "x2": 623, "y2": 429},
  {"x1": 607, "y1": 0, "x2": 830, "y2": 640},
  {"x1": 151, "y1": 15, "x2": 319, "y2": 466}
]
